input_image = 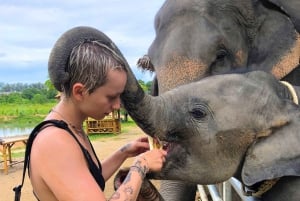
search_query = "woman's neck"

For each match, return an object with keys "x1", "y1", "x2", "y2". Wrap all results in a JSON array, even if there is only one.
[{"x1": 49, "y1": 98, "x2": 87, "y2": 133}]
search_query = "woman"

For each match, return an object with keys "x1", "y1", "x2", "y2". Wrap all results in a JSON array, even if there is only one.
[{"x1": 29, "y1": 26, "x2": 167, "y2": 201}]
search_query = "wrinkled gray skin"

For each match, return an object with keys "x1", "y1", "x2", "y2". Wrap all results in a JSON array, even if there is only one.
[
  {"x1": 132, "y1": 0, "x2": 300, "y2": 200},
  {"x1": 121, "y1": 70, "x2": 300, "y2": 201},
  {"x1": 146, "y1": 0, "x2": 300, "y2": 95}
]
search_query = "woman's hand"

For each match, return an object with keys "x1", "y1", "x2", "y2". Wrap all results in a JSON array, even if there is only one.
[
  {"x1": 121, "y1": 137, "x2": 167, "y2": 174},
  {"x1": 119, "y1": 137, "x2": 150, "y2": 158},
  {"x1": 138, "y1": 149, "x2": 167, "y2": 172}
]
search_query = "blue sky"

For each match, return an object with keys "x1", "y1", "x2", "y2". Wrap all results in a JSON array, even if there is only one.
[{"x1": 0, "y1": 0, "x2": 165, "y2": 84}]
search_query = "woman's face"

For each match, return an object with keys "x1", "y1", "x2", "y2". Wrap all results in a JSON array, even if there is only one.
[{"x1": 81, "y1": 69, "x2": 127, "y2": 120}]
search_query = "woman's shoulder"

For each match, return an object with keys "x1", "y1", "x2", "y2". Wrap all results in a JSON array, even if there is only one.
[{"x1": 31, "y1": 121, "x2": 80, "y2": 154}]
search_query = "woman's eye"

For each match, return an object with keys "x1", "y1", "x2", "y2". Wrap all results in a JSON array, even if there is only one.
[
  {"x1": 190, "y1": 108, "x2": 206, "y2": 119},
  {"x1": 107, "y1": 95, "x2": 118, "y2": 101}
]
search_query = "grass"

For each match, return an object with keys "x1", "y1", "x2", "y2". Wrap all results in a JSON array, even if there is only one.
[
  {"x1": 88, "y1": 133, "x2": 116, "y2": 141},
  {"x1": 120, "y1": 119, "x2": 138, "y2": 133},
  {"x1": 11, "y1": 151, "x2": 25, "y2": 159},
  {"x1": 0, "y1": 102, "x2": 56, "y2": 127}
]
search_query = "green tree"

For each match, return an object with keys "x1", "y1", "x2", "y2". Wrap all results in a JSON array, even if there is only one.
[
  {"x1": 6, "y1": 92, "x2": 23, "y2": 103},
  {"x1": 145, "y1": 81, "x2": 153, "y2": 94},
  {"x1": 45, "y1": 79, "x2": 58, "y2": 99},
  {"x1": 32, "y1": 94, "x2": 47, "y2": 104},
  {"x1": 138, "y1": 80, "x2": 153, "y2": 94},
  {"x1": 138, "y1": 80, "x2": 147, "y2": 91},
  {"x1": 22, "y1": 88, "x2": 39, "y2": 100}
]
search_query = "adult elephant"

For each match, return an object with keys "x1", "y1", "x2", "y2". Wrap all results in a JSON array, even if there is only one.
[
  {"x1": 139, "y1": 0, "x2": 300, "y2": 93},
  {"x1": 136, "y1": 0, "x2": 300, "y2": 200}
]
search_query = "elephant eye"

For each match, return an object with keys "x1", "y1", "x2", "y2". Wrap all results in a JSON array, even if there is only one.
[
  {"x1": 210, "y1": 48, "x2": 233, "y2": 74},
  {"x1": 190, "y1": 108, "x2": 207, "y2": 120},
  {"x1": 216, "y1": 49, "x2": 227, "y2": 61}
]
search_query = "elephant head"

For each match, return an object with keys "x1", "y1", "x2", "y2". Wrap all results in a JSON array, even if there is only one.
[
  {"x1": 123, "y1": 68, "x2": 300, "y2": 181},
  {"x1": 122, "y1": 69, "x2": 300, "y2": 200},
  {"x1": 135, "y1": 1, "x2": 300, "y2": 200},
  {"x1": 138, "y1": 0, "x2": 300, "y2": 94}
]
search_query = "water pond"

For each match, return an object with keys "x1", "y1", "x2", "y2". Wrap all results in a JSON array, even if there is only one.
[{"x1": 0, "y1": 127, "x2": 33, "y2": 138}]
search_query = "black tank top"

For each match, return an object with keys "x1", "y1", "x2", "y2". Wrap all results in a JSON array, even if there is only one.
[
  {"x1": 60, "y1": 120, "x2": 106, "y2": 191},
  {"x1": 30, "y1": 120, "x2": 105, "y2": 200}
]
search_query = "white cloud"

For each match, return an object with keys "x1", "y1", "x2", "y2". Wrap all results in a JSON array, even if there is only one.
[
  {"x1": 0, "y1": 46, "x2": 49, "y2": 66},
  {"x1": 0, "y1": 0, "x2": 164, "y2": 83}
]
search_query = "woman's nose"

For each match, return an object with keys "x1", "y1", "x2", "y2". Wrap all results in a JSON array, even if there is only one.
[{"x1": 112, "y1": 97, "x2": 121, "y2": 110}]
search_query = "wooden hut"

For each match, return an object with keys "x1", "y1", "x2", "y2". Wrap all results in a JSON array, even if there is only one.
[{"x1": 85, "y1": 110, "x2": 121, "y2": 134}]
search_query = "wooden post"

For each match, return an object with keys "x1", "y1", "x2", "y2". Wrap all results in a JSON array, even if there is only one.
[
  {"x1": 0, "y1": 136, "x2": 28, "y2": 174},
  {"x1": 2, "y1": 144, "x2": 8, "y2": 174},
  {"x1": 85, "y1": 109, "x2": 121, "y2": 134}
]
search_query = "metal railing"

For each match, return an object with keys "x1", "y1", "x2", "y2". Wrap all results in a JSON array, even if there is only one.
[{"x1": 197, "y1": 178, "x2": 261, "y2": 201}]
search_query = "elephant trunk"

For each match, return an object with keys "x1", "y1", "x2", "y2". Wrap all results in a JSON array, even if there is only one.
[{"x1": 121, "y1": 61, "x2": 165, "y2": 137}]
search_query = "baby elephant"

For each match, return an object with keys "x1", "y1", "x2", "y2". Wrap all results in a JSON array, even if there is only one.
[{"x1": 121, "y1": 70, "x2": 300, "y2": 201}]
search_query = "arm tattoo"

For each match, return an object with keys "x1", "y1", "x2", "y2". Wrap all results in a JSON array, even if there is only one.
[
  {"x1": 130, "y1": 166, "x2": 145, "y2": 178},
  {"x1": 124, "y1": 186, "x2": 133, "y2": 195},
  {"x1": 120, "y1": 144, "x2": 130, "y2": 152},
  {"x1": 112, "y1": 160, "x2": 147, "y2": 200},
  {"x1": 111, "y1": 174, "x2": 134, "y2": 200},
  {"x1": 130, "y1": 159, "x2": 149, "y2": 179},
  {"x1": 111, "y1": 192, "x2": 120, "y2": 200}
]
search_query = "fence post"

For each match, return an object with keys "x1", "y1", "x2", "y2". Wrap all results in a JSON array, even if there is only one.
[
  {"x1": 197, "y1": 185, "x2": 209, "y2": 201},
  {"x1": 207, "y1": 185, "x2": 223, "y2": 201},
  {"x1": 228, "y1": 178, "x2": 261, "y2": 201},
  {"x1": 223, "y1": 181, "x2": 232, "y2": 201},
  {"x1": 197, "y1": 178, "x2": 262, "y2": 201}
]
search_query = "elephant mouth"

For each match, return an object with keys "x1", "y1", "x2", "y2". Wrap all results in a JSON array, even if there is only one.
[
  {"x1": 148, "y1": 136, "x2": 164, "y2": 150},
  {"x1": 147, "y1": 135, "x2": 188, "y2": 179},
  {"x1": 148, "y1": 136, "x2": 184, "y2": 160},
  {"x1": 148, "y1": 136, "x2": 177, "y2": 154}
]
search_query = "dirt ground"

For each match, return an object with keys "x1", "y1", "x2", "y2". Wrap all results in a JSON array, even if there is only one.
[{"x1": 0, "y1": 126, "x2": 161, "y2": 201}]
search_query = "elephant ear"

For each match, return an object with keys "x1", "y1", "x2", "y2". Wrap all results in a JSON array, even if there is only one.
[
  {"x1": 267, "y1": 0, "x2": 300, "y2": 32},
  {"x1": 249, "y1": 1, "x2": 299, "y2": 80},
  {"x1": 241, "y1": 110, "x2": 300, "y2": 186}
]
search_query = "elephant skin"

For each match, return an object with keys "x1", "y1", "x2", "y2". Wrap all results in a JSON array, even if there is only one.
[
  {"x1": 135, "y1": 0, "x2": 300, "y2": 200},
  {"x1": 121, "y1": 71, "x2": 300, "y2": 201},
  {"x1": 139, "y1": 0, "x2": 300, "y2": 94}
]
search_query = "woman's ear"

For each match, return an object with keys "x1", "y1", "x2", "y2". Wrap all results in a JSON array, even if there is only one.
[{"x1": 72, "y1": 83, "x2": 86, "y2": 101}]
